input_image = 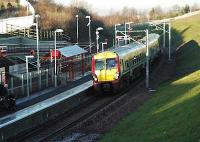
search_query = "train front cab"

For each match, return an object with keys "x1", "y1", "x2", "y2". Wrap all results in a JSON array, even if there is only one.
[{"x1": 91, "y1": 51, "x2": 120, "y2": 92}]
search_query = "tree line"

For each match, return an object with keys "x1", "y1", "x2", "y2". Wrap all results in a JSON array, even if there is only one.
[{"x1": 1, "y1": 0, "x2": 200, "y2": 45}]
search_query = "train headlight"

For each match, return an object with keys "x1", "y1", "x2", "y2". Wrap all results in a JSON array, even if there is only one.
[
  {"x1": 115, "y1": 72, "x2": 119, "y2": 79},
  {"x1": 92, "y1": 74, "x2": 98, "y2": 82}
]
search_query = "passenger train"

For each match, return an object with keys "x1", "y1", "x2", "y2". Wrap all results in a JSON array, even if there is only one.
[{"x1": 91, "y1": 33, "x2": 160, "y2": 92}]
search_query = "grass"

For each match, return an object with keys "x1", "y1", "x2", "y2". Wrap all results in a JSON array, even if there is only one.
[{"x1": 100, "y1": 14, "x2": 200, "y2": 142}]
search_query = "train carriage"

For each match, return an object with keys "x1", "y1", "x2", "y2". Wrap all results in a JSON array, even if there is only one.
[{"x1": 91, "y1": 33, "x2": 160, "y2": 92}]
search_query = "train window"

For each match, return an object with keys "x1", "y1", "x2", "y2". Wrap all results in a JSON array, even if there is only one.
[
  {"x1": 95, "y1": 59, "x2": 105, "y2": 70},
  {"x1": 126, "y1": 61, "x2": 129, "y2": 68},
  {"x1": 121, "y1": 59, "x2": 125, "y2": 71},
  {"x1": 106, "y1": 58, "x2": 116, "y2": 69},
  {"x1": 133, "y1": 56, "x2": 137, "y2": 64}
]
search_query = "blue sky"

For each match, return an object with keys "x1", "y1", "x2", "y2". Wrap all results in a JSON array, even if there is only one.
[{"x1": 54, "y1": 0, "x2": 200, "y2": 15}]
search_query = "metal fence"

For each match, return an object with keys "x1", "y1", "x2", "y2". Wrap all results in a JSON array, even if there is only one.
[
  {"x1": 0, "y1": 54, "x2": 92, "y2": 99},
  {"x1": 2, "y1": 69, "x2": 53, "y2": 99}
]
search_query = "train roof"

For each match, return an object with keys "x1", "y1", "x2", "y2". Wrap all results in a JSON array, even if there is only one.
[{"x1": 109, "y1": 33, "x2": 160, "y2": 58}]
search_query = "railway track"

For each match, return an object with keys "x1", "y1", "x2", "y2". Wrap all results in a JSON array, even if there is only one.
[
  {"x1": 13, "y1": 56, "x2": 165, "y2": 142},
  {"x1": 13, "y1": 75, "x2": 143, "y2": 142}
]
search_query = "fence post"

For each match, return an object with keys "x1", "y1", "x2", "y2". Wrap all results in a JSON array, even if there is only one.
[
  {"x1": 21, "y1": 74, "x2": 24, "y2": 95},
  {"x1": 11, "y1": 77, "x2": 14, "y2": 94},
  {"x1": 30, "y1": 72, "x2": 32, "y2": 93},
  {"x1": 0, "y1": 71, "x2": 2, "y2": 83},
  {"x1": 46, "y1": 69, "x2": 48, "y2": 87},
  {"x1": 39, "y1": 70, "x2": 42, "y2": 90},
  {"x1": 51, "y1": 60, "x2": 54, "y2": 85}
]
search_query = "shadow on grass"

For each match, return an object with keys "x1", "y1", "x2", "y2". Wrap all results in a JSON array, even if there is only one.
[
  {"x1": 175, "y1": 40, "x2": 200, "y2": 77},
  {"x1": 143, "y1": 27, "x2": 200, "y2": 141},
  {"x1": 146, "y1": 79, "x2": 200, "y2": 141},
  {"x1": 100, "y1": 24, "x2": 200, "y2": 142}
]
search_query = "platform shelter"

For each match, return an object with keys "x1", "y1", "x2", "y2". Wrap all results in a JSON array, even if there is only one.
[{"x1": 51, "y1": 45, "x2": 88, "y2": 82}]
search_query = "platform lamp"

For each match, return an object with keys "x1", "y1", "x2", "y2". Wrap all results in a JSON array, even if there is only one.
[
  {"x1": 32, "y1": 15, "x2": 40, "y2": 74},
  {"x1": 35, "y1": 15, "x2": 40, "y2": 74},
  {"x1": 85, "y1": 16, "x2": 91, "y2": 53},
  {"x1": 96, "y1": 27, "x2": 103, "y2": 53},
  {"x1": 54, "y1": 29, "x2": 63, "y2": 87},
  {"x1": 76, "y1": 15, "x2": 79, "y2": 44}
]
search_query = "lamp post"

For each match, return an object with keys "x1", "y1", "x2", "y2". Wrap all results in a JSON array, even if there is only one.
[
  {"x1": 26, "y1": 55, "x2": 34, "y2": 96},
  {"x1": 35, "y1": 15, "x2": 40, "y2": 74},
  {"x1": 76, "y1": 15, "x2": 79, "y2": 44},
  {"x1": 96, "y1": 27, "x2": 103, "y2": 53},
  {"x1": 163, "y1": 22, "x2": 165, "y2": 54},
  {"x1": 115, "y1": 24, "x2": 121, "y2": 47},
  {"x1": 145, "y1": 29, "x2": 149, "y2": 89},
  {"x1": 168, "y1": 23, "x2": 171, "y2": 60},
  {"x1": 54, "y1": 29, "x2": 63, "y2": 87},
  {"x1": 101, "y1": 42, "x2": 107, "y2": 52},
  {"x1": 85, "y1": 16, "x2": 91, "y2": 53}
]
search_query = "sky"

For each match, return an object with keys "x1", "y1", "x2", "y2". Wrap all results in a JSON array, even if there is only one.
[{"x1": 54, "y1": 0, "x2": 200, "y2": 15}]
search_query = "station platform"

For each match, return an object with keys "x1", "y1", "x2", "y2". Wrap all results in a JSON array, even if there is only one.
[
  {"x1": 0, "y1": 74, "x2": 93, "y2": 141},
  {"x1": 16, "y1": 73, "x2": 92, "y2": 110}
]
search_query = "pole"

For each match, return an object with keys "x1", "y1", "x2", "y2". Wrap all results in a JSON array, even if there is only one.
[
  {"x1": 115, "y1": 25, "x2": 117, "y2": 47},
  {"x1": 125, "y1": 23, "x2": 127, "y2": 44},
  {"x1": 26, "y1": 56, "x2": 34, "y2": 96},
  {"x1": 76, "y1": 15, "x2": 79, "y2": 44},
  {"x1": 96, "y1": 31, "x2": 99, "y2": 53},
  {"x1": 86, "y1": 16, "x2": 92, "y2": 53},
  {"x1": 89, "y1": 18, "x2": 92, "y2": 53},
  {"x1": 101, "y1": 42, "x2": 107, "y2": 52},
  {"x1": 163, "y1": 22, "x2": 165, "y2": 53},
  {"x1": 168, "y1": 23, "x2": 171, "y2": 60},
  {"x1": 21, "y1": 74, "x2": 24, "y2": 95},
  {"x1": 54, "y1": 32, "x2": 57, "y2": 87},
  {"x1": 36, "y1": 15, "x2": 40, "y2": 74},
  {"x1": 146, "y1": 29, "x2": 149, "y2": 89},
  {"x1": 87, "y1": 16, "x2": 92, "y2": 53},
  {"x1": 50, "y1": 49, "x2": 53, "y2": 84},
  {"x1": 128, "y1": 23, "x2": 131, "y2": 43},
  {"x1": 26, "y1": 57, "x2": 29, "y2": 96}
]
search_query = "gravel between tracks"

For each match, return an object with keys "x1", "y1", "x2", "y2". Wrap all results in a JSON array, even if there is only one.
[{"x1": 57, "y1": 55, "x2": 176, "y2": 142}]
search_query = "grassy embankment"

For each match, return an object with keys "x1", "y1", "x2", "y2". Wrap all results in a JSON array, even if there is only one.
[{"x1": 100, "y1": 14, "x2": 200, "y2": 142}]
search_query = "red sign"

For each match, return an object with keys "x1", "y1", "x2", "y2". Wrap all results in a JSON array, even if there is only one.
[{"x1": 51, "y1": 50, "x2": 61, "y2": 59}]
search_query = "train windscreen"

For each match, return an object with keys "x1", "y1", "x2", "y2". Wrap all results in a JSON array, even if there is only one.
[
  {"x1": 106, "y1": 58, "x2": 116, "y2": 69},
  {"x1": 95, "y1": 59, "x2": 105, "y2": 70}
]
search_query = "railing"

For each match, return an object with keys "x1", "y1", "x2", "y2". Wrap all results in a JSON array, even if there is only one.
[
  {"x1": 6, "y1": 24, "x2": 37, "y2": 39},
  {"x1": 0, "y1": 55, "x2": 92, "y2": 99}
]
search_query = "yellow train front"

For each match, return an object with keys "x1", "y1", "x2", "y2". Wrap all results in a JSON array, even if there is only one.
[
  {"x1": 91, "y1": 33, "x2": 160, "y2": 93},
  {"x1": 91, "y1": 51, "x2": 120, "y2": 92}
]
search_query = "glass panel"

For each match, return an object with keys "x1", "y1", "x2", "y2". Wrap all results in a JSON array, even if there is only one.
[
  {"x1": 106, "y1": 58, "x2": 116, "y2": 69},
  {"x1": 95, "y1": 59, "x2": 105, "y2": 70}
]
